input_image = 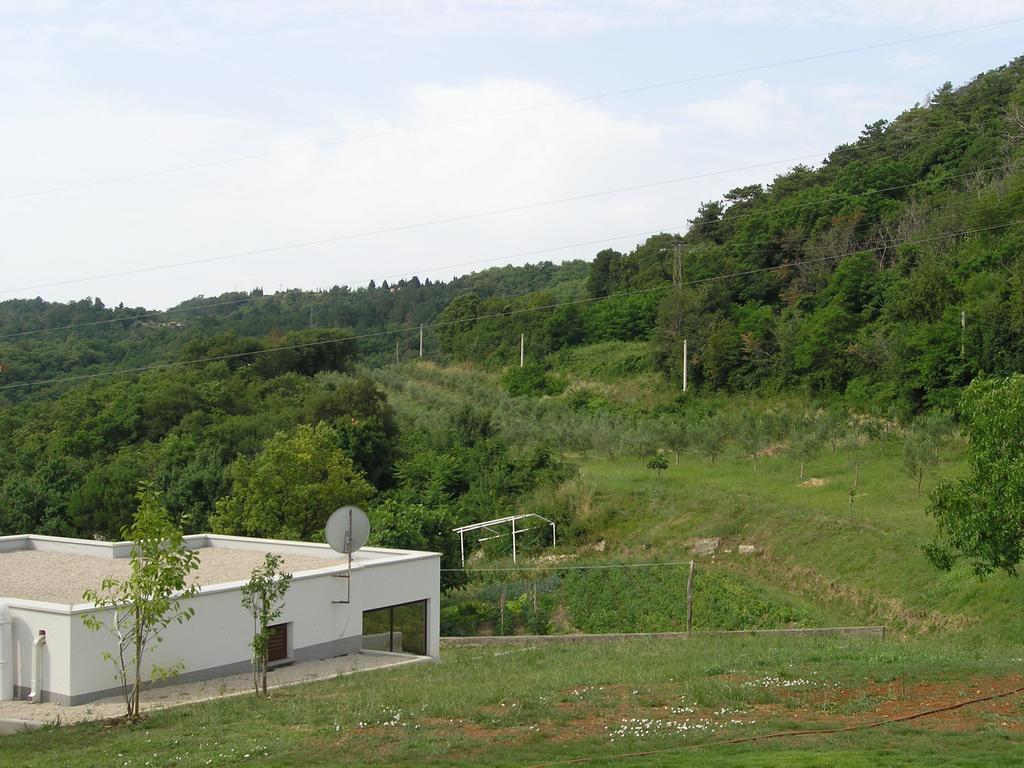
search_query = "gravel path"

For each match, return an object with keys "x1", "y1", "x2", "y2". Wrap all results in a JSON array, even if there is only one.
[{"x1": 0, "y1": 548, "x2": 343, "y2": 605}]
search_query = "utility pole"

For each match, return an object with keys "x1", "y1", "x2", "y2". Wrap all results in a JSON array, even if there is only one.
[
  {"x1": 686, "y1": 560, "x2": 695, "y2": 635},
  {"x1": 682, "y1": 339, "x2": 688, "y2": 392},
  {"x1": 520, "y1": 333, "x2": 525, "y2": 368},
  {"x1": 960, "y1": 310, "x2": 966, "y2": 359},
  {"x1": 309, "y1": 302, "x2": 314, "y2": 329},
  {"x1": 419, "y1": 323, "x2": 424, "y2": 358},
  {"x1": 659, "y1": 237, "x2": 686, "y2": 288},
  {"x1": 672, "y1": 240, "x2": 684, "y2": 288}
]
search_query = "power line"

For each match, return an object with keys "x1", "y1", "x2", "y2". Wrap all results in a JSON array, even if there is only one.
[
  {"x1": 1, "y1": 159, "x2": 1011, "y2": 342},
  {"x1": 2, "y1": 16, "x2": 1018, "y2": 204},
  {"x1": 0, "y1": 151, "x2": 833, "y2": 298},
  {"x1": 1, "y1": 219, "x2": 1017, "y2": 392}
]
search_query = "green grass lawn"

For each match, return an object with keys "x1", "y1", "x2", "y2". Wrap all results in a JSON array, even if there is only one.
[{"x1": 6, "y1": 637, "x2": 1023, "y2": 767}]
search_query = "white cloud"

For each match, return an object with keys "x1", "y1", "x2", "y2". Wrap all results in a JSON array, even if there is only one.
[
  {"x1": 888, "y1": 52, "x2": 939, "y2": 71},
  {"x1": 0, "y1": 80, "x2": 696, "y2": 307},
  {"x1": 683, "y1": 80, "x2": 800, "y2": 137},
  {"x1": 6, "y1": 1, "x2": 1021, "y2": 47},
  {"x1": 814, "y1": 83, "x2": 913, "y2": 125}
]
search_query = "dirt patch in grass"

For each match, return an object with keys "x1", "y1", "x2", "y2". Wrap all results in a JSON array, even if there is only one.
[
  {"x1": 756, "y1": 443, "x2": 788, "y2": 458},
  {"x1": 798, "y1": 477, "x2": 827, "y2": 487},
  {"x1": 754, "y1": 673, "x2": 1024, "y2": 734},
  {"x1": 320, "y1": 674, "x2": 1024, "y2": 763}
]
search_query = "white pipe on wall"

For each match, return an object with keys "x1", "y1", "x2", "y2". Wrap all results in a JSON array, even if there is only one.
[
  {"x1": 0, "y1": 603, "x2": 12, "y2": 701},
  {"x1": 28, "y1": 630, "x2": 45, "y2": 704}
]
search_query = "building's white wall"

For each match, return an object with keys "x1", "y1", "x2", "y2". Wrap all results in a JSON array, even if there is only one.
[
  {"x1": 5, "y1": 603, "x2": 71, "y2": 702},
  {"x1": 2, "y1": 542, "x2": 441, "y2": 702},
  {"x1": 355, "y1": 554, "x2": 441, "y2": 658},
  {"x1": 67, "y1": 569, "x2": 360, "y2": 699}
]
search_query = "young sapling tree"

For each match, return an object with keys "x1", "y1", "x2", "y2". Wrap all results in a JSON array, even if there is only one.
[
  {"x1": 647, "y1": 454, "x2": 669, "y2": 485},
  {"x1": 790, "y1": 414, "x2": 823, "y2": 481},
  {"x1": 82, "y1": 486, "x2": 200, "y2": 721},
  {"x1": 241, "y1": 553, "x2": 293, "y2": 696},
  {"x1": 820, "y1": 405, "x2": 848, "y2": 454},
  {"x1": 736, "y1": 412, "x2": 766, "y2": 472},
  {"x1": 694, "y1": 414, "x2": 728, "y2": 464},
  {"x1": 902, "y1": 427, "x2": 939, "y2": 497}
]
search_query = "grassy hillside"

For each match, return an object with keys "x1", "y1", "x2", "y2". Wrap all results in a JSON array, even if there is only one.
[{"x1": 378, "y1": 357, "x2": 1024, "y2": 646}]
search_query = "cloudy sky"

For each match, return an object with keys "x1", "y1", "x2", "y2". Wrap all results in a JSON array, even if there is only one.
[{"x1": 1, "y1": 1, "x2": 1021, "y2": 309}]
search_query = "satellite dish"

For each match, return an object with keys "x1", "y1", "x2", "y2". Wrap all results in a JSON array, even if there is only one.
[{"x1": 325, "y1": 506, "x2": 370, "y2": 554}]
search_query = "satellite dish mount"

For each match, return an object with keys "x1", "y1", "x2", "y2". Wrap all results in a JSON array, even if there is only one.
[{"x1": 325, "y1": 506, "x2": 370, "y2": 605}]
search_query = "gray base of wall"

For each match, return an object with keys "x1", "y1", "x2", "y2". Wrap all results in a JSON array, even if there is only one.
[
  {"x1": 294, "y1": 635, "x2": 362, "y2": 663},
  {"x1": 27, "y1": 635, "x2": 366, "y2": 707},
  {"x1": 13, "y1": 685, "x2": 50, "y2": 704}
]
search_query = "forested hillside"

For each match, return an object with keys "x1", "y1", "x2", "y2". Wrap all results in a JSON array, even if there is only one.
[
  {"x1": 2, "y1": 57, "x2": 1024, "y2": 564},
  {"x1": 437, "y1": 57, "x2": 1024, "y2": 413},
  {"x1": 0, "y1": 260, "x2": 589, "y2": 397}
]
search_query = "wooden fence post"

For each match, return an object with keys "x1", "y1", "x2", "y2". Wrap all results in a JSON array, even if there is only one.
[{"x1": 686, "y1": 560, "x2": 695, "y2": 635}]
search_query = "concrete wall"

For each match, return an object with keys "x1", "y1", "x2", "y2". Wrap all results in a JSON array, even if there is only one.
[
  {"x1": 6, "y1": 601, "x2": 71, "y2": 703},
  {"x1": 0, "y1": 534, "x2": 132, "y2": 558},
  {"x1": 355, "y1": 554, "x2": 441, "y2": 659},
  {"x1": 3, "y1": 546, "x2": 440, "y2": 705}
]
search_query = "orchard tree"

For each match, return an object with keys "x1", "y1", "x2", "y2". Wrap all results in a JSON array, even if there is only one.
[
  {"x1": 736, "y1": 412, "x2": 767, "y2": 471},
  {"x1": 902, "y1": 428, "x2": 939, "y2": 497},
  {"x1": 241, "y1": 554, "x2": 292, "y2": 697},
  {"x1": 790, "y1": 413, "x2": 823, "y2": 481},
  {"x1": 926, "y1": 375, "x2": 1024, "y2": 575},
  {"x1": 211, "y1": 422, "x2": 374, "y2": 541},
  {"x1": 694, "y1": 414, "x2": 729, "y2": 464},
  {"x1": 659, "y1": 416, "x2": 689, "y2": 465},
  {"x1": 819, "y1": 405, "x2": 848, "y2": 454},
  {"x1": 82, "y1": 486, "x2": 200, "y2": 721},
  {"x1": 647, "y1": 454, "x2": 669, "y2": 484}
]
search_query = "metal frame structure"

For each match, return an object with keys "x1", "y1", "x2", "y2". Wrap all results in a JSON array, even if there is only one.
[
  {"x1": 329, "y1": 506, "x2": 357, "y2": 605},
  {"x1": 452, "y1": 513, "x2": 556, "y2": 565}
]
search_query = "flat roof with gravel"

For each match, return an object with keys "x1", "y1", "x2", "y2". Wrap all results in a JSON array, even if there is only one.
[{"x1": 0, "y1": 547, "x2": 347, "y2": 605}]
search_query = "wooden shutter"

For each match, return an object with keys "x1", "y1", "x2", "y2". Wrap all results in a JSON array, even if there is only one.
[{"x1": 267, "y1": 623, "x2": 288, "y2": 662}]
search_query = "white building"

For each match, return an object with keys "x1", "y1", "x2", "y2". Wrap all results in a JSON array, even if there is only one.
[{"x1": 0, "y1": 533, "x2": 440, "y2": 705}]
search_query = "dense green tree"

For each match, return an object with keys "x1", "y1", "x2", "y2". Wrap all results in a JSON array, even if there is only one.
[
  {"x1": 927, "y1": 375, "x2": 1024, "y2": 574},
  {"x1": 211, "y1": 423, "x2": 374, "y2": 540}
]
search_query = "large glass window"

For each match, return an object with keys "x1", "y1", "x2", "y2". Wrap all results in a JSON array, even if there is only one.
[{"x1": 362, "y1": 600, "x2": 427, "y2": 655}]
